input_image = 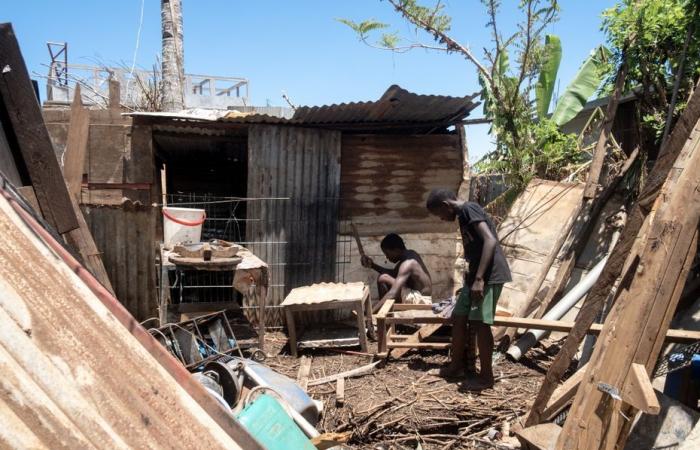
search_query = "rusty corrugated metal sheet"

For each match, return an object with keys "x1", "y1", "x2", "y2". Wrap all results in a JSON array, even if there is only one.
[
  {"x1": 127, "y1": 85, "x2": 480, "y2": 129},
  {"x1": 0, "y1": 191, "x2": 250, "y2": 449},
  {"x1": 247, "y1": 125, "x2": 341, "y2": 325},
  {"x1": 340, "y1": 133, "x2": 462, "y2": 233},
  {"x1": 82, "y1": 202, "x2": 158, "y2": 321},
  {"x1": 290, "y1": 85, "x2": 479, "y2": 126}
]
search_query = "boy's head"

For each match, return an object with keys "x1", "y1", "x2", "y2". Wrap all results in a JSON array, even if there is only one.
[
  {"x1": 380, "y1": 233, "x2": 406, "y2": 263},
  {"x1": 426, "y1": 189, "x2": 458, "y2": 221}
]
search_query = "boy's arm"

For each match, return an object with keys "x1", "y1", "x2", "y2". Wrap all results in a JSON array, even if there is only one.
[
  {"x1": 373, "y1": 262, "x2": 412, "y2": 313},
  {"x1": 472, "y1": 221, "x2": 497, "y2": 301},
  {"x1": 360, "y1": 256, "x2": 392, "y2": 275}
]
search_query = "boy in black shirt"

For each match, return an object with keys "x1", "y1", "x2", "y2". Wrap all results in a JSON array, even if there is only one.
[{"x1": 426, "y1": 189, "x2": 512, "y2": 388}]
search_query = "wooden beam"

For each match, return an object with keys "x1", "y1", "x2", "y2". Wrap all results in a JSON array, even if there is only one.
[
  {"x1": 526, "y1": 79, "x2": 700, "y2": 427},
  {"x1": 389, "y1": 323, "x2": 444, "y2": 359},
  {"x1": 557, "y1": 110, "x2": 700, "y2": 449},
  {"x1": 387, "y1": 342, "x2": 451, "y2": 349},
  {"x1": 386, "y1": 315, "x2": 700, "y2": 343},
  {"x1": 542, "y1": 364, "x2": 587, "y2": 421},
  {"x1": 63, "y1": 85, "x2": 89, "y2": 199},
  {"x1": 375, "y1": 299, "x2": 394, "y2": 355},
  {"x1": 0, "y1": 23, "x2": 78, "y2": 233}
]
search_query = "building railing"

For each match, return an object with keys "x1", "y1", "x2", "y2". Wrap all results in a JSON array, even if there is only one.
[{"x1": 45, "y1": 63, "x2": 249, "y2": 109}]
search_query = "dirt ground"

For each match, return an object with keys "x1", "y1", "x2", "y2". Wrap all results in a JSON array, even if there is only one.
[{"x1": 262, "y1": 332, "x2": 570, "y2": 450}]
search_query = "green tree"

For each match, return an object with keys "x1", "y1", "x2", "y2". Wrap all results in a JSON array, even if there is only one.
[
  {"x1": 339, "y1": 1, "x2": 603, "y2": 191},
  {"x1": 602, "y1": 0, "x2": 700, "y2": 147}
]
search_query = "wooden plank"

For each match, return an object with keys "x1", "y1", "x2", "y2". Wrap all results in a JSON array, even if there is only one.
[
  {"x1": 16, "y1": 186, "x2": 40, "y2": 213},
  {"x1": 62, "y1": 85, "x2": 90, "y2": 199},
  {"x1": 0, "y1": 23, "x2": 78, "y2": 233},
  {"x1": 335, "y1": 378, "x2": 345, "y2": 406},
  {"x1": 621, "y1": 363, "x2": 660, "y2": 415},
  {"x1": 541, "y1": 364, "x2": 586, "y2": 421},
  {"x1": 390, "y1": 323, "x2": 444, "y2": 359},
  {"x1": 387, "y1": 342, "x2": 451, "y2": 349},
  {"x1": 526, "y1": 80, "x2": 700, "y2": 427},
  {"x1": 556, "y1": 112, "x2": 700, "y2": 449},
  {"x1": 296, "y1": 355, "x2": 312, "y2": 392},
  {"x1": 516, "y1": 423, "x2": 562, "y2": 450},
  {"x1": 375, "y1": 299, "x2": 394, "y2": 355}
]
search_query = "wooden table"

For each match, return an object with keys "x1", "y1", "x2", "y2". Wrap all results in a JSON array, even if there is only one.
[
  {"x1": 158, "y1": 243, "x2": 269, "y2": 351},
  {"x1": 281, "y1": 282, "x2": 371, "y2": 357}
]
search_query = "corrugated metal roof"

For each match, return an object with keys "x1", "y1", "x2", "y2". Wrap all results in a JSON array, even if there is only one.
[
  {"x1": 0, "y1": 188, "x2": 258, "y2": 449},
  {"x1": 288, "y1": 85, "x2": 480, "y2": 126},
  {"x1": 128, "y1": 85, "x2": 480, "y2": 129}
]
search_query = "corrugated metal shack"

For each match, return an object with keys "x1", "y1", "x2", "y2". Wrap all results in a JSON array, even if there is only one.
[{"x1": 43, "y1": 85, "x2": 479, "y2": 325}]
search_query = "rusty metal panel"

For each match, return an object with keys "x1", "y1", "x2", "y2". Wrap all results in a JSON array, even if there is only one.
[
  {"x1": 291, "y1": 85, "x2": 479, "y2": 126},
  {"x1": 0, "y1": 193, "x2": 246, "y2": 449},
  {"x1": 341, "y1": 133, "x2": 462, "y2": 233},
  {"x1": 82, "y1": 202, "x2": 157, "y2": 321},
  {"x1": 247, "y1": 125, "x2": 341, "y2": 325}
]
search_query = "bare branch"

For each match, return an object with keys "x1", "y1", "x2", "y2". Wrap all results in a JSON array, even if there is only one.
[{"x1": 386, "y1": 0, "x2": 493, "y2": 86}]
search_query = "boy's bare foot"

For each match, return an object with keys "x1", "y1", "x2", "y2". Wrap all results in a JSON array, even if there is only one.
[
  {"x1": 462, "y1": 374, "x2": 494, "y2": 391},
  {"x1": 428, "y1": 365, "x2": 465, "y2": 379}
]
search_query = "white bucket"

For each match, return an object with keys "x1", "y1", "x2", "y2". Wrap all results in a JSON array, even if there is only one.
[{"x1": 162, "y1": 206, "x2": 206, "y2": 245}]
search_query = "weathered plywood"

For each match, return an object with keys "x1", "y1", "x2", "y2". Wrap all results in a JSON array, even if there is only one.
[
  {"x1": 0, "y1": 23, "x2": 78, "y2": 233},
  {"x1": 496, "y1": 179, "x2": 585, "y2": 317},
  {"x1": 341, "y1": 134, "x2": 462, "y2": 233},
  {"x1": 88, "y1": 124, "x2": 128, "y2": 183}
]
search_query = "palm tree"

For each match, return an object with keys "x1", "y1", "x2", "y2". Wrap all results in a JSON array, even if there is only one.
[{"x1": 161, "y1": 0, "x2": 185, "y2": 111}]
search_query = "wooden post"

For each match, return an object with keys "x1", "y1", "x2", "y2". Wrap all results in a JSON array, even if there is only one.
[
  {"x1": 375, "y1": 299, "x2": 394, "y2": 356},
  {"x1": 526, "y1": 80, "x2": 700, "y2": 427},
  {"x1": 556, "y1": 114, "x2": 700, "y2": 449}
]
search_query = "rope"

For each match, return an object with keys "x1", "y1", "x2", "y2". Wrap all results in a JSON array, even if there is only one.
[{"x1": 162, "y1": 208, "x2": 206, "y2": 226}]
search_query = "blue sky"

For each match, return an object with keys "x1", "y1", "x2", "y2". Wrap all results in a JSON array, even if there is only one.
[{"x1": 2, "y1": 0, "x2": 615, "y2": 161}]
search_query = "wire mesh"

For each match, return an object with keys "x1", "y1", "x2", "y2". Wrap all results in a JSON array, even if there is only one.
[{"x1": 159, "y1": 193, "x2": 353, "y2": 326}]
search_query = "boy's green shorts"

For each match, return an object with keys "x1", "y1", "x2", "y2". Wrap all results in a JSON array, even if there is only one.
[{"x1": 453, "y1": 284, "x2": 503, "y2": 325}]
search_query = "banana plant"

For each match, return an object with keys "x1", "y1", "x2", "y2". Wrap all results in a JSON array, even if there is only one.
[
  {"x1": 551, "y1": 45, "x2": 612, "y2": 127},
  {"x1": 535, "y1": 34, "x2": 562, "y2": 120}
]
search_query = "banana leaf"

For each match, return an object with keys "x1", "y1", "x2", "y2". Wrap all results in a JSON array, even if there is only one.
[
  {"x1": 535, "y1": 34, "x2": 562, "y2": 120},
  {"x1": 551, "y1": 45, "x2": 612, "y2": 127}
]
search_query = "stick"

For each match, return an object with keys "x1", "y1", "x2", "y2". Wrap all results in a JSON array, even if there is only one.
[
  {"x1": 336, "y1": 377, "x2": 345, "y2": 406},
  {"x1": 351, "y1": 223, "x2": 367, "y2": 258},
  {"x1": 296, "y1": 355, "x2": 312, "y2": 392},
  {"x1": 307, "y1": 361, "x2": 380, "y2": 386}
]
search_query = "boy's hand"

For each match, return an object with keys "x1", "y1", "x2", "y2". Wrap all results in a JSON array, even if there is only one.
[
  {"x1": 470, "y1": 278, "x2": 485, "y2": 303},
  {"x1": 361, "y1": 255, "x2": 373, "y2": 268}
]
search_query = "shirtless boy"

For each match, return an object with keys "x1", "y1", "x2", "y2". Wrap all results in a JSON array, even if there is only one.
[{"x1": 361, "y1": 233, "x2": 432, "y2": 313}]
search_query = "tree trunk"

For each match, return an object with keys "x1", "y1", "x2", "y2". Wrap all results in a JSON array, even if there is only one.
[{"x1": 161, "y1": 0, "x2": 185, "y2": 111}]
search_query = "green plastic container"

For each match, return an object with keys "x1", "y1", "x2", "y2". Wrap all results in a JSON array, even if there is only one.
[{"x1": 235, "y1": 394, "x2": 316, "y2": 450}]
